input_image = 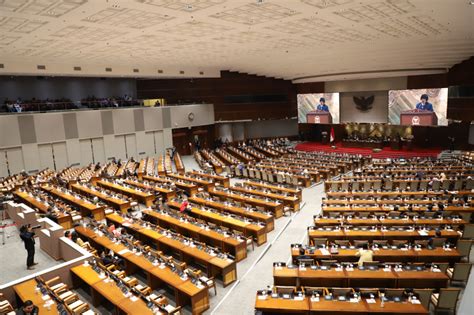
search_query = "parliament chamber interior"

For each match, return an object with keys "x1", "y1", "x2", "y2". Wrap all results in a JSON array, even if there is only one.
[{"x1": 0, "y1": 1, "x2": 474, "y2": 314}]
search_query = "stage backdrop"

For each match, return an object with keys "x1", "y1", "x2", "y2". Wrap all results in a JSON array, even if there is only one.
[
  {"x1": 340, "y1": 91, "x2": 388, "y2": 123},
  {"x1": 297, "y1": 93, "x2": 340, "y2": 124},
  {"x1": 388, "y1": 88, "x2": 448, "y2": 126}
]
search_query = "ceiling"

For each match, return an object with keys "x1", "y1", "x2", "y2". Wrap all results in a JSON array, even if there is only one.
[{"x1": 0, "y1": 0, "x2": 473, "y2": 81}]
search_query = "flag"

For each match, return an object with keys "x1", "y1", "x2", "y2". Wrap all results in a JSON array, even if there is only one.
[{"x1": 330, "y1": 127, "x2": 335, "y2": 143}]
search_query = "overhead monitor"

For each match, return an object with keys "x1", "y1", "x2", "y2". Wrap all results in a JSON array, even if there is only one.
[
  {"x1": 298, "y1": 93, "x2": 340, "y2": 124},
  {"x1": 388, "y1": 88, "x2": 448, "y2": 126}
]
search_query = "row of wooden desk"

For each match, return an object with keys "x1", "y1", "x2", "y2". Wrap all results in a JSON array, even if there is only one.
[
  {"x1": 96, "y1": 180, "x2": 155, "y2": 207},
  {"x1": 314, "y1": 216, "x2": 468, "y2": 227},
  {"x1": 189, "y1": 195, "x2": 275, "y2": 232},
  {"x1": 71, "y1": 183, "x2": 131, "y2": 213},
  {"x1": 167, "y1": 200, "x2": 268, "y2": 246},
  {"x1": 255, "y1": 292, "x2": 428, "y2": 314},
  {"x1": 143, "y1": 175, "x2": 199, "y2": 196},
  {"x1": 273, "y1": 266, "x2": 449, "y2": 289},
  {"x1": 140, "y1": 210, "x2": 248, "y2": 262},
  {"x1": 124, "y1": 179, "x2": 176, "y2": 201},
  {"x1": 322, "y1": 205, "x2": 474, "y2": 214},
  {"x1": 74, "y1": 226, "x2": 210, "y2": 314},
  {"x1": 291, "y1": 247, "x2": 461, "y2": 264},
  {"x1": 308, "y1": 227, "x2": 460, "y2": 242}
]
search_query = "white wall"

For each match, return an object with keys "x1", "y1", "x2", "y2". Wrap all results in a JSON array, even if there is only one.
[
  {"x1": 216, "y1": 119, "x2": 298, "y2": 142},
  {"x1": 0, "y1": 105, "x2": 211, "y2": 177}
]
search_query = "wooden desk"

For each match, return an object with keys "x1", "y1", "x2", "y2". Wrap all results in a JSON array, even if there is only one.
[
  {"x1": 168, "y1": 200, "x2": 267, "y2": 246},
  {"x1": 42, "y1": 185, "x2": 105, "y2": 221},
  {"x1": 189, "y1": 196, "x2": 275, "y2": 232},
  {"x1": 73, "y1": 230, "x2": 210, "y2": 314},
  {"x1": 255, "y1": 294, "x2": 310, "y2": 314},
  {"x1": 230, "y1": 186, "x2": 300, "y2": 211},
  {"x1": 134, "y1": 210, "x2": 247, "y2": 262},
  {"x1": 71, "y1": 183, "x2": 130, "y2": 213},
  {"x1": 167, "y1": 173, "x2": 215, "y2": 192},
  {"x1": 143, "y1": 175, "x2": 199, "y2": 196},
  {"x1": 188, "y1": 171, "x2": 230, "y2": 188},
  {"x1": 244, "y1": 181, "x2": 302, "y2": 199},
  {"x1": 14, "y1": 190, "x2": 73, "y2": 228},
  {"x1": 209, "y1": 188, "x2": 284, "y2": 218},
  {"x1": 124, "y1": 179, "x2": 176, "y2": 201},
  {"x1": 291, "y1": 247, "x2": 461, "y2": 264},
  {"x1": 96, "y1": 180, "x2": 155, "y2": 207},
  {"x1": 14, "y1": 279, "x2": 59, "y2": 315},
  {"x1": 314, "y1": 217, "x2": 468, "y2": 227}
]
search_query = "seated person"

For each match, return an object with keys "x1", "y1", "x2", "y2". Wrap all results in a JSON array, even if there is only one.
[
  {"x1": 16, "y1": 300, "x2": 38, "y2": 315},
  {"x1": 356, "y1": 243, "x2": 373, "y2": 267}
]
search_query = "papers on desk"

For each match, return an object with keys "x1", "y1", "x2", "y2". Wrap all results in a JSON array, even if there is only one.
[
  {"x1": 444, "y1": 248, "x2": 452, "y2": 251},
  {"x1": 349, "y1": 298, "x2": 359, "y2": 303},
  {"x1": 432, "y1": 268, "x2": 441, "y2": 273},
  {"x1": 400, "y1": 247, "x2": 408, "y2": 251},
  {"x1": 335, "y1": 267, "x2": 343, "y2": 271},
  {"x1": 346, "y1": 267, "x2": 354, "y2": 271},
  {"x1": 275, "y1": 266, "x2": 283, "y2": 270},
  {"x1": 122, "y1": 222, "x2": 131, "y2": 227},
  {"x1": 257, "y1": 295, "x2": 268, "y2": 300},
  {"x1": 118, "y1": 249, "x2": 130, "y2": 255},
  {"x1": 42, "y1": 294, "x2": 50, "y2": 301},
  {"x1": 197, "y1": 283, "x2": 205, "y2": 290},
  {"x1": 383, "y1": 268, "x2": 391, "y2": 272},
  {"x1": 130, "y1": 295, "x2": 139, "y2": 302},
  {"x1": 418, "y1": 230, "x2": 429, "y2": 236},
  {"x1": 366, "y1": 298, "x2": 376, "y2": 304},
  {"x1": 395, "y1": 268, "x2": 403, "y2": 272},
  {"x1": 294, "y1": 296, "x2": 304, "y2": 301},
  {"x1": 411, "y1": 299, "x2": 421, "y2": 304},
  {"x1": 320, "y1": 248, "x2": 330, "y2": 255}
]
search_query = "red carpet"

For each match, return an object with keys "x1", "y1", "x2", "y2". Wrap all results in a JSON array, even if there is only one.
[{"x1": 294, "y1": 142, "x2": 442, "y2": 159}]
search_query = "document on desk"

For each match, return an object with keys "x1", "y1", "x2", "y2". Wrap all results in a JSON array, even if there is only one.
[
  {"x1": 320, "y1": 248, "x2": 330, "y2": 255},
  {"x1": 418, "y1": 230, "x2": 429, "y2": 236},
  {"x1": 118, "y1": 249, "x2": 130, "y2": 255}
]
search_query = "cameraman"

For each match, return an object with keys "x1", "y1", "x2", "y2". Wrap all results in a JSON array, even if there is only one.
[{"x1": 19, "y1": 225, "x2": 38, "y2": 270}]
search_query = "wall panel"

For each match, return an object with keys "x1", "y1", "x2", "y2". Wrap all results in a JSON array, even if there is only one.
[
  {"x1": 76, "y1": 111, "x2": 103, "y2": 139},
  {"x1": 35, "y1": 114, "x2": 66, "y2": 143},
  {"x1": 38, "y1": 144, "x2": 54, "y2": 170},
  {"x1": 0, "y1": 116, "x2": 21, "y2": 148},
  {"x1": 92, "y1": 138, "x2": 106, "y2": 164},
  {"x1": 6, "y1": 147, "x2": 25, "y2": 174},
  {"x1": 0, "y1": 151, "x2": 8, "y2": 177},
  {"x1": 53, "y1": 142, "x2": 69, "y2": 170},
  {"x1": 125, "y1": 134, "x2": 137, "y2": 159},
  {"x1": 114, "y1": 136, "x2": 127, "y2": 160},
  {"x1": 79, "y1": 139, "x2": 93, "y2": 166},
  {"x1": 154, "y1": 131, "x2": 165, "y2": 156}
]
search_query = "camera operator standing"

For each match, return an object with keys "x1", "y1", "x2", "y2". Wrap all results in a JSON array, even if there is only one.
[{"x1": 19, "y1": 225, "x2": 38, "y2": 270}]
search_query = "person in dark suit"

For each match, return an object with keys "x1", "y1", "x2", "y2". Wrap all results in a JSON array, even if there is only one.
[
  {"x1": 19, "y1": 225, "x2": 37, "y2": 270},
  {"x1": 15, "y1": 300, "x2": 39, "y2": 315},
  {"x1": 415, "y1": 94, "x2": 433, "y2": 111},
  {"x1": 316, "y1": 97, "x2": 329, "y2": 112}
]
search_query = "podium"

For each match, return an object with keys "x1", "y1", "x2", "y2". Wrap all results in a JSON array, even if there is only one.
[
  {"x1": 400, "y1": 110, "x2": 438, "y2": 126},
  {"x1": 306, "y1": 111, "x2": 332, "y2": 124}
]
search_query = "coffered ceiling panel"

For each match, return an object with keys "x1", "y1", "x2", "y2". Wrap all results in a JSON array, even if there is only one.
[{"x1": 0, "y1": 0, "x2": 472, "y2": 80}]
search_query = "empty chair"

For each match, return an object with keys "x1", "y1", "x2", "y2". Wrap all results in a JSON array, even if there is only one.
[
  {"x1": 391, "y1": 240, "x2": 408, "y2": 248},
  {"x1": 461, "y1": 224, "x2": 474, "y2": 239},
  {"x1": 249, "y1": 169, "x2": 255, "y2": 178},
  {"x1": 268, "y1": 173, "x2": 275, "y2": 183},
  {"x1": 446, "y1": 263, "x2": 472, "y2": 286},
  {"x1": 319, "y1": 259, "x2": 337, "y2": 267},
  {"x1": 224, "y1": 166, "x2": 232, "y2": 175},
  {"x1": 399, "y1": 181, "x2": 408, "y2": 191},
  {"x1": 312, "y1": 238, "x2": 327, "y2": 247},
  {"x1": 431, "y1": 237, "x2": 447, "y2": 247},
  {"x1": 274, "y1": 286, "x2": 296, "y2": 296},
  {"x1": 410, "y1": 181, "x2": 419, "y2": 191},
  {"x1": 384, "y1": 180, "x2": 393, "y2": 191},
  {"x1": 330, "y1": 288, "x2": 354, "y2": 298},
  {"x1": 419, "y1": 181, "x2": 428, "y2": 191},
  {"x1": 234, "y1": 230, "x2": 254, "y2": 251},
  {"x1": 430, "y1": 288, "x2": 461, "y2": 314},
  {"x1": 354, "y1": 240, "x2": 369, "y2": 248},
  {"x1": 276, "y1": 174, "x2": 284, "y2": 183},
  {"x1": 242, "y1": 168, "x2": 249, "y2": 178},
  {"x1": 433, "y1": 262, "x2": 450, "y2": 273},
  {"x1": 298, "y1": 258, "x2": 315, "y2": 266},
  {"x1": 373, "y1": 180, "x2": 382, "y2": 190},
  {"x1": 363, "y1": 181, "x2": 371, "y2": 192},
  {"x1": 334, "y1": 240, "x2": 351, "y2": 247},
  {"x1": 341, "y1": 182, "x2": 349, "y2": 191},
  {"x1": 261, "y1": 171, "x2": 267, "y2": 182},
  {"x1": 285, "y1": 175, "x2": 293, "y2": 185},
  {"x1": 432, "y1": 180, "x2": 441, "y2": 191},
  {"x1": 414, "y1": 240, "x2": 429, "y2": 248},
  {"x1": 255, "y1": 170, "x2": 261, "y2": 180},
  {"x1": 388, "y1": 211, "x2": 401, "y2": 218},
  {"x1": 303, "y1": 287, "x2": 328, "y2": 297},
  {"x1": 352, "y1": 182, "x2": 360, "y2": 191},
  {"x1": 413, "y1": 289, "x2": 433, "y2": 310},
  {"x1": 358, "y1": 288, "x2": 380, "y2": 298},
  {"x1": 372, "y1": 240, "x2": 388, "y2": 247},
  {"x1": 384, "y1": 288, "x2": 405, "y2": 298},
  {"x1": 454, "y1": 179, "x2": 463, "y2": 190},
  {"x1": 331, "y1": 182, "x2": 339, "y2": 191},
  {"x1": 328, "y1": 212, "x2": 341, "y2": 218},
  {"x1": 363, "y1": 261, "x2": 380, "y2": 267},
  {"x1": 466, "y1": 178, "x2": 474, "y2": 190},
  {"x1": 441, "y1": 180, "x2": 451, "y2": 190}
]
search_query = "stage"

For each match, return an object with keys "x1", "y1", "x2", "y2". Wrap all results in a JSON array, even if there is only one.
[{"x1": 294, "y1": 142, "x2": 442, "y2": 159}]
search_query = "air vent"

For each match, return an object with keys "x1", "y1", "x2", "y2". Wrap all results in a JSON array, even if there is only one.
[
  {"x1": 74, "y1": 66, "x2": 81, "y2": 71},
  {"x1": 179, "y1": 70, "x2": 185, "y2": 74},
  {"x1": 133, "y1": 68, "x2": 139, "y2": 73},
  {"x1": 105, "y1": 67, "x2": 112, "y2": 72},
  {"x1": 158, "y1": 70, "x2": 163, "y2": 73},
  {"x1": 0, "y1": 64, "x2": 4, "y2": 69},
  {"x1": 199, "y1": 71, "x2": 204, "y2": 75},
  {"x1": 37, "y1": 65, "x2": 46, "y2": 70}
]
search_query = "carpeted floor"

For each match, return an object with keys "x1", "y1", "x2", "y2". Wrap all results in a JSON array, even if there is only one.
[{"x1": 295, "y1": 142, "x2": 442, "y2": 159}]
